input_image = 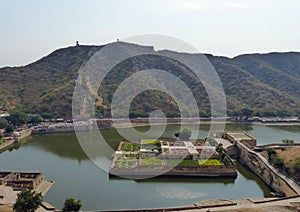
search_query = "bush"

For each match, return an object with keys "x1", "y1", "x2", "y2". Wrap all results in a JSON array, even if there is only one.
[
  {"x1": 266, "y1": 148, "x2": 276, "y2": 159},
  {"x1": 0, "y1": 118, "x2": 8, "y2": 129},
  {"x1": 216, "y1": 144, "x2": 224, "y2": 154},
  {"x1": 282, "y1": 139, "x2": 294, "y2": 144},
  {"x1": 273, "y1": 157, "x2": 285, "y2": 169},
  {"x1": 293, "y1": 158, "x2": 300, "y2": 172},
  {"x1": 5, "y1": 124, "x2": 14, "y2": 133}
]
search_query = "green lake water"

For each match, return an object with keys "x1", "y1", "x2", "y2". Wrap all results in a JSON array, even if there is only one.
[{"x1": 0, "y1": 123, "x2": 299, "y2": 210}]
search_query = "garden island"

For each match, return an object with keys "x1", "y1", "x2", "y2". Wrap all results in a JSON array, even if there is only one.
[{"x1": 109, "y1": 134, "x2": 237, "y2": 178}]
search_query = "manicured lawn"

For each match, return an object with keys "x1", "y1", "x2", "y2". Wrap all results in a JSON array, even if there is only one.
[
  {"x1": 120, "y1": 142, "x2": 140, "y2": 152},
  {"x1": 142, "y1": 139, "x2": 159, "y2": 145},
  {"x1": 166, "y1": 159, "x2": 223, "y2": 166},
  {"x1": 166, "y1": 160, "x2": 199, "y2": 166},
  {"x1": 198, "y1": 159, "x2": 223, "y2": 166},
  {"x1": 141, "y1": 158, "x2": 163, "y2": 166}
]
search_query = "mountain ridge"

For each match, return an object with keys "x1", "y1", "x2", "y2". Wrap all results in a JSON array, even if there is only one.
[{"x1": 0, "y1": 43, "x2": 299, "y2": 118}]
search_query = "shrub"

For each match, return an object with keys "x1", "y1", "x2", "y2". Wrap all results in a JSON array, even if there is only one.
[
  {"x1": 266, "y1": 148, "x2": 276, "y2": 159},
  {"x1": 273, "y1": 157, "x2": 285, "y2": 169},
  {"x1": 282, "y1": 139, "x2": 294, "y2": 144},
  {"x1": 0, "y1": 118, "x2": 8, "y2": 129},
  {"x1": 293, "y1": 158, "x2": 300, "y2": 172},
  {"x1": 5, "y1": 124, "x2": 14, "y2": 133}
]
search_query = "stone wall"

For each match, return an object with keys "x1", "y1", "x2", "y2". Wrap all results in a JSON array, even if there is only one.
[
  {"x1": 16, "y1": 128, "x2": 33, "y2": 141},
  {"x1": 237, "y1": 141, "x2": 298, "y2": 196},
  {"x1": 110, "y1": 165, "x2": 237, "y2": 178},
  {"x1": 225, "y1": 145, "x2": 239, "y2": 159}
]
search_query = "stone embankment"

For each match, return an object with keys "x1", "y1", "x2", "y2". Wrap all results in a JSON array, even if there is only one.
[
  {"x1": 237, "y1": 141, "x2": 300, "y2": 196},
  {"x1": 0, "y1": 139, "x2": 15, "y2": 152},
  {"x1": 221, "y1": 131, "x2": 300, "y2": 197}
]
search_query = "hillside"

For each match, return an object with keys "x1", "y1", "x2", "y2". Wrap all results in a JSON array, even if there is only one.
[{"x1": 0, "y1": 43, "x2": 299, "y2": 118}]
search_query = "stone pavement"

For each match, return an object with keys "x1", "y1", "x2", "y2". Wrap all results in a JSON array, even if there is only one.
[{"x1": 180, "y1": 196, "x2": 300, "y2": 212}]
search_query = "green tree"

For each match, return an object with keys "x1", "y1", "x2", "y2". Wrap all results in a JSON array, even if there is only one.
[
  {"x1": 13, "y1": 190, "x2": 43, "y2": 212},
  {"x1": 0, "y1": 118, "x2": 8, "y2": 129},
  {"x1": 7, "y1": 110, "x2": 27, "y2": 126},
  {"x1": 27, "y1": 115, "x2": 43, "y2": 125},
  {"x1": 5, "y1": 124, "x2": 14, "y2": 133},
  {"x1": 62, "y1": 198, "x2": 82, "y2": 212},
  {"x1": 266, "y1": 148, "x2": 276, "y2": 159},
  {"x1": 241, "y1": 108, "x2": 253, "y2": 118},
  {"x1": 293, "y1": 158, "x2": 300, "y2": 172},
  {"x1": 40, "y1": 112, "x2": 53, "y2": 119},
  {"x1": 175, "y1": 128, "x2": 192, "y2": 140},
  {"x1": 273, "y1": 157, "x2": 285, "y2": 169}
]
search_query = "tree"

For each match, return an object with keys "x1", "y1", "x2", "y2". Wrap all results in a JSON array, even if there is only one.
[
  {"x1": 62, "y1": 198, "x2": 82, "y2": 212},
  {"x1": 293, "y1": 158, "x2": 300, "y2": 172},
  {"x1": 175, "y1": 128, "x2": 191, "y2": 140},
  {"x1": 241, "y1": 108, "x2": 253, "y2": 118},
  {"x1": 5, "y1": 124, "x2": 14, "y2": 133},
  {"x1": 0, "y1": 118, "x2": 8, "y2": 129},
  {"x1": 7, "y1": 110, "x2": 27, "y2": 126},
  {"x1": 40, "y1": 112, "x2": 53, "y2": 119},
  {"x1": 273, "y1": 157, "x2": 285, "y2": 169},
  {"x1": 13, "y1": 190, "x2": 43, "y2": 212},
  {"x1": 266, "y1": 148, "x2": 276, "y2": 160},
  {"x1": 27, "y1": 115, "x2": 43, "y2": 125}
]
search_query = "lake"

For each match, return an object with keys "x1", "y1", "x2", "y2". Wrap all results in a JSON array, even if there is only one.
[{"x1": 0, "y1": 123, "x2": 299, "y2": 210}]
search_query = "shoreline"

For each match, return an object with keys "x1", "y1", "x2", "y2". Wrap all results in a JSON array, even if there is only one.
[
  {"x1": 32, "y1": 120, "x2": 300, "y2": 135},
  {"x1": 113, "y1": 120, "x2": 300, "y2": 128}
]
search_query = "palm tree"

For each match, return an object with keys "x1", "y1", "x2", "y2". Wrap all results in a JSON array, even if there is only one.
[{"x1": 13, "y1": 190, "x2": 43, "y2": 212}]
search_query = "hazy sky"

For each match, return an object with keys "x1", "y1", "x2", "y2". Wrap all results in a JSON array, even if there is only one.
[{"x1": 1, "y1": 0, "x2": 300, "y2": 67}]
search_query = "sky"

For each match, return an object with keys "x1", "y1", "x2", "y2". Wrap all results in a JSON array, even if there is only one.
[{"x1": 1, "y1": 0, "x2": 300, "y2": 67}]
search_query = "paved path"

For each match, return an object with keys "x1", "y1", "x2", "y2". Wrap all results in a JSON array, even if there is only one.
[
  {"x1": 181, "y1": 196, "x2": 300, "y2": 212},
  {"x1": 34, "y1": 180, "x2": 55, "y2": 196}
]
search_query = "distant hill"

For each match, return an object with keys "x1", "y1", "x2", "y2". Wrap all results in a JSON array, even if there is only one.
[{"x1": 0, "y1": 43, "x2": 299, "y2": 118}]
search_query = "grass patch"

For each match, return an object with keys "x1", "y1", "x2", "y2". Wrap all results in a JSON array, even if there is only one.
[
  {"x1": 166, "y1": 160, "x2": 199, "y2": 166},
  {"x1": 198, "y1": 159, "x2": 223, "y2": 166},
  {"x1": 142, "y1": 139, "x2": 159, "y2": 145},
  {"x1": 141, "y1": 158, "x2": 163, "y2": 166},
  {"x1": 120, "y1": 142, "x2": 140, "y2": 152},
  {"x1": 0, "y1": 140, "x2": 6, "y2": 145}
]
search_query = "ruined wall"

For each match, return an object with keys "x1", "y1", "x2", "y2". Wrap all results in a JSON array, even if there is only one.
[{"x1": 237, "y1": 141, "x2": 297, "y2": 196}]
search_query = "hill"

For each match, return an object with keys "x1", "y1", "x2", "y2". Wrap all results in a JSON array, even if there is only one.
[{"x1": 0, "y1": 43, "x2": 299, "y2": 118}]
